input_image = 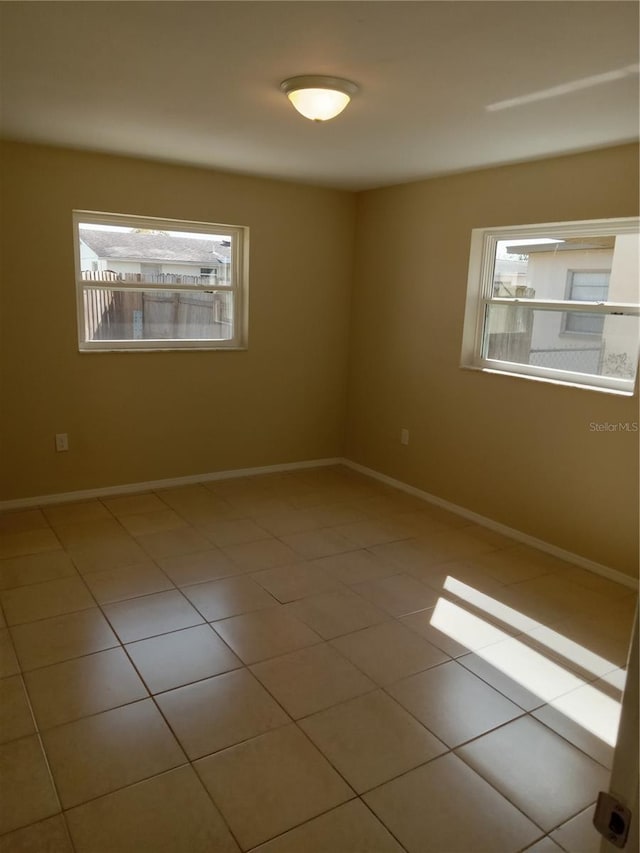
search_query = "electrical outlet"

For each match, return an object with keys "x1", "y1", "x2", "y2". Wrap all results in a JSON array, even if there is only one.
[
  {"x1": 55, "y1": 433, "x2": 69, "y2": 452},
  {"x1": 400, "y1": 428, "x2": 409, "y2": 445},
  {"x1": 594, "y1": 792, "x2": 632, "y2": 848}
]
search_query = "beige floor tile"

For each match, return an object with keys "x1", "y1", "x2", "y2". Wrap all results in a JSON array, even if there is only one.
[
  {"x1": 280, "y1": 528, "x2": 359, "y2": 559},
  {"x1": 136, "y1": 525, "x2": 213, "y2": 559},
  {"x1": 287, "y1": 489, "x2": 351, "y2": 510},
  {"x1": 400, "y1": 607, "x2": 480, "y2": 658},
  {"x1": 119, "y1": 509, "x2": 187, "y2": 537},
  {"x1": 382, "y1": 510, "x2": 451, "y2": 538},
  {"x1": 167, "y1": 498, "x2": 243, "y2": 526},
  {"x1": 356, "y1": 494, "x2": 432, "y2": 519},
  {"x1": 364, "y1": 753, "x2": 540, "y2": 853},
  {"x1": 461, "y1": 633, "x2": 588, "y2": 707},
  {"x1": 331, "y1": 621, "x2": 449, "y2": 686},
  {"x1": 0, "y1": 550, "x2": 76, "y2": 591},
  {"x1": 182, "y1": 575, "x2": 278, "y2": 621},
  {"x1": 43, "y1": 501, "x2": 111, "y2": 526},
  {"x1": 0, "y1": 675, "x2": 35, "y2": 743},
  {"x1": 336, "y1": 519, "x2": 415, "y2": 548},
  {"x1": 52, "y1": 518, "x2": 129, "y2": 548},
  {"x1": 551, "y1": 805, "x2": 600, "y2": 853},
  {"x1": 102, "y1": 492, "x2": 168, "y2": 517},
  {"x1": 2, "y1": 468, "x2": 627, "y2": 851},
  {"x1": 251, "y1": 643, "x2": 375, "y2": 718},
  {"x1": 406, "y1": 559, "x2": 506, "y2": 599},
  {"x1": 0, "y1": 735, "x2": 60, "y2": 834},
  {"x1": 388, "y1": 660, "x2": 523, "y2": 747},
  {"x1": 199, "y1": 517, "x2": 270, "y2": 547},
  {"x1": 1, "y1": 576, "x2": 94, "y2": 626},
  {"x1": 432, "y1": 579, "x2": 539, "y2": 636},
  {"x1": 195, "y1": 724, "x2": 353, "y2": 850},
  {"x1": 458, "y1": 650, "x2": 547, "y2": 711},
  {"x1": 532, "y1": 696, "x2": 615, "y2": 770},
  {"x1": 82, "y1": 561, "x2": 174, "y2": 604},
  {"x1": 456, "y1": 716, "x2": 610, "y2": 831},
  {"x1": 352, "y1": 573, "x2": 439, "y2": 617},
  {"x1": 158, "y1": 548, "x2": 244, "y2": 586},
  {"x1": 68, "y1": 537, "x2": 149, "y2": 574},
  {"x1": 367, "y1": 538, "x2": 440, "y2": 573},
  {"x1": 525, "y1": 619, "x2": 624, "y2": 681},
  {"x1": 313, "y1": 503, "x2": 370, "y2": 528},
  {"x1": 225, "y1": 496, "x2": 293, "y2": 517},
  {"x1": 155, "y1": 483, "x2": 230, "y2": 512},
  {"x1": 10, "y1": 608, "x2": 118, "y2": 671},
  {"x1": 371, "y1": 532, "x2": 491, "y2": 574},
  {"x1": 42, "y1": 699, "x2": 185, "y2": 808},
  {"x1": 126, "y1": 624, "x2": 241, "y2": 693},
  {"x1": 511, "y1": 574, "x2": 604, "y2": 619},
  {"x1": 0, "y1": 529, "x2": 61, "y2": 560},
  {"x1": 560, "y1": 565, "x2": 634, "y2": 599},
  {"x1": 156, "y1": 668, "x2": 289, "y2": 759},
  {"x1": 251, "y1": 562, "x2": 343, "y2": 603},
  {"x1": 474, "y1": 546, "x2": 560, "y2": 584},
  {"x1": 251, "y1": 799, "x2": 404, "y2": 853},
  {"x1": 66, "y1": 765, "x2": 239, "y2": 853},
  {"x1": 213, "y1": 607, "x2": 321, "y2": 664},
  {"x1": 25, "y1": 647, "x2": 147, "y2": 729},
  {"x1": 104, "y1": 589, "x2": 204, "y2": 643},
  {"x1": 254, "y1": 508, "x2": 329, "y2": 537},
  {"x1": 0, "y1": 628, "x2": 20, "y2": 678},
  {"x1": 286, "y1": 589, "x2": 388, "y2": 639},
  {"x1": 313, "y1": 549, "x2": 400, "y2": 585},
  {"x1": 0, "y1": 510, "x2": 50, "y2": 534},
  {"x1": 542, "y1": 615, "x2": 631, "y2": 668},
  {"x1": 222, "y1": 538, "x2": 300, "y2": 572},
  {"x1": 0, "y1": 815, "x2": 74, "y2": 853},
  {"x1": 300, "y1": 690, "x2": 446, "y2": 793},
  {"x1": 523, "y1": 838, "x2": 564, "y2": 853}
]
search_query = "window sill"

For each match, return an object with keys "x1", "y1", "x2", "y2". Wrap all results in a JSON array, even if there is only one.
[{"x1": 460, "y1": 364, "x2": 636, "y2": 396}]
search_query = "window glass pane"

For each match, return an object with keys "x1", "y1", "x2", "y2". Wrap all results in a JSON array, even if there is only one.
[
  {"x1": 78, "y1": 225, "x2": 232, "y2": 286},
  {"x1": 564, "y1": 312, "x2": 605, "y2": 335},
  {"x1": 83, "y1": 289, "x2": 233, "y2": 342},
  {"x1": 492, "y1": 234, "x2": 633, "y2": 302},
  {"x1": 483, "y1": 305, "x2": 639, "y2": 381}
]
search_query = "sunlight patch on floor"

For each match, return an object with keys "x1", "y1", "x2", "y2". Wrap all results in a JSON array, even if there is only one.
[{"x1": 430, "y1": 583, "x2": 622, "y2": 746}]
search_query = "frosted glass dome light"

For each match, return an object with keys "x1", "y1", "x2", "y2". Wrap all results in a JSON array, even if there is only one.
[{"x1": 280, "y1": 76, "x2": 358, "y2": 122}]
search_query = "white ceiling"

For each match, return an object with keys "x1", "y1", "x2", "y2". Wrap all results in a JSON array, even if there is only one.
[{"x1": 1, "y1": 1, "x2": 638, "y2": 190}]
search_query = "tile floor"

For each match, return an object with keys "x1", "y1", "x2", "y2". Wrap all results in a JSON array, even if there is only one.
[{"x1": 0, "y1": 465, "x2": 636, "y2": 852}]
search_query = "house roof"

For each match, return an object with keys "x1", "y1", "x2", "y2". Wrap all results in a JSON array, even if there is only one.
[{"x1": 79, "y1": 229, "x2": 230, "y2": 264}]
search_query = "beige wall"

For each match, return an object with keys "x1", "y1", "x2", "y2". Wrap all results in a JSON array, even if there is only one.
[
  {"x1": 346, "y1": 144, "x2": 639, "y2": 578},
  {"x1": 1, "y1": 141, "x2": 638, "y2": 578},
  {"x1": 0, "y1": 142, "x2": 356, "y2": 499}
]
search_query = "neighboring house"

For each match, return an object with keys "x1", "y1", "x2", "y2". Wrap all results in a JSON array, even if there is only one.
[
  {"x1": 488, "y1": 235, "x2": 639, "y2": 377},
  {"x1": 79, "y1": 228, "x2": 231, "y2": 284}
]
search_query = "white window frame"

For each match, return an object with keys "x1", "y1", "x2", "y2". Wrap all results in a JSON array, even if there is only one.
[
  {"x1": 460, "y1": 217, "x2": 640, "y2": 395},
  {"x1": 74, "y1": 210, "x2": 249, "y2": 352}
]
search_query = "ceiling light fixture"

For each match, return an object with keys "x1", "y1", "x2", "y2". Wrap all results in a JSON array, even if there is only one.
[{"x1": 280, "y1": 75, "x2": 358, "y2": 122}]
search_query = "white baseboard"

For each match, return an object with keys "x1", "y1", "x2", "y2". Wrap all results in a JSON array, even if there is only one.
[
  {"x1": 0, "y1": 457, "x2": 343, "y2": 511},
  {"x1": 342, "y1": 458, "x2": 639, "y2": 592},
  {"x1": 2, "y1": 453, "x2": 636, "y2": 592}
]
